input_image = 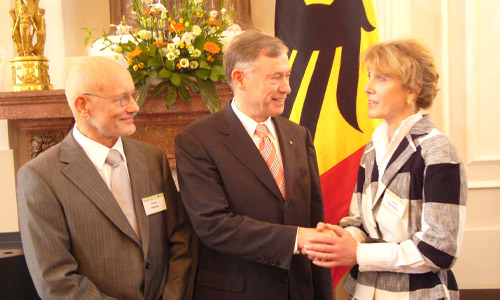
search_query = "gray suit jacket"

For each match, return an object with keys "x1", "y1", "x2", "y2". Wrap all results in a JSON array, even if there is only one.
[
  {"x1": 175, "y1": 104, "x2": 333, "y2": 300},
  {"x1": 17, "y1": 132, "x2": 192, "y2": 300}
]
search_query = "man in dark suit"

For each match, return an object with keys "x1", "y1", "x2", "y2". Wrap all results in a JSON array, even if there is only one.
[
  {"x1": 174, "y1": 31, "x2": 333, "y2": 300},
  {"x1": 17, "y1": 56, "x2": 192, "y2": 300}
]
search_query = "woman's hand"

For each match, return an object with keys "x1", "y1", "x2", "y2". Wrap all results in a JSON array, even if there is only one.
[{"x1": 303, "y1": 222, "x2": 358, "y2": 268}]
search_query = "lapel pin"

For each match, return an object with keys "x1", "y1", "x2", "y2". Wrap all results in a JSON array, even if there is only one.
[{"x1": 289, "y1": 140, "x2": 293, "y2": 145}]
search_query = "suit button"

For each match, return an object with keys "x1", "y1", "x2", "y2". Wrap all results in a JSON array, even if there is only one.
[
  {"x1": 145, "y1": 262, "x2": 151, "y2": 270},
  {"x1": 281, "y1": 275, "x2": 289, "y2": 283}
]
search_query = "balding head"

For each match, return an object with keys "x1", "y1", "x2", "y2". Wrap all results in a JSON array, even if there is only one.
[
  {"x1": 65, "y1": 56, "x2": 133, "y2": 113},
  {"x1": 65, "y1": 56, "x2": 139, "y2": 147}
]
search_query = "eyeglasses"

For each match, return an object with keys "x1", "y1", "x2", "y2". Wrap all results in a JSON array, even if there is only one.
[{"x1": 82, "y1": 90, "x2": 141, "y2": 106}]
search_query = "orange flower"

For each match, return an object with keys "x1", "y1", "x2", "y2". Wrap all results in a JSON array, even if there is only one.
[
  {"x1": 127, "y1": 47, "x2": 142, "y2": 59},
  {"x1": 205, "y1": 21, "x2": 221, "y2": 27},
  {"x1": 204, "y1": 42, "x2": 221, "y2": 54},
  {"x1": 168, "y1": 22, "x2": 185, "y2": 32},
  {"x1": 153, "y1": 41, "x2": 169, "y2": 46}
]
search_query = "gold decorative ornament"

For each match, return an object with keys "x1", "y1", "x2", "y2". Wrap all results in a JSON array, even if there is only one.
[
  {"x1": 10, "y1": 0, "x2": 52, "y2": 91},
  {"x1": 407, "y1": 98, "x2": 412, "y2": 106}
]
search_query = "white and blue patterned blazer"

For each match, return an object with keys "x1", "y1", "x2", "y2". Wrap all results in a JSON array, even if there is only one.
[{"x1": 340, "y1": 115, "x2": 467, "y2": 300}]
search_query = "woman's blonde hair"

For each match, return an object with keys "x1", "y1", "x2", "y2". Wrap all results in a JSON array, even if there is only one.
[{"x1": 361, "y1": 39, "x2": 439, "y2": 109}]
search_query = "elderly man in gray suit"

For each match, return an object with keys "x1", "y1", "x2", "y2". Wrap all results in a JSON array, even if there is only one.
[{"x1": 16, "y1": 56, "x2": 192, "y2": 300}]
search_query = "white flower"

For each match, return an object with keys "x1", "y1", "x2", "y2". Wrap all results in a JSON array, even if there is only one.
[
  {"x1": 194, "y1": 0, "x2": 202, "y2": 5},
  {"x1": 221, "y1": 8, "x2": 227, "y2": 15},
  {"x1": 158, "y1": 19, "x2": 167, "y2": 29},
  {"x1": 142, "y1": 0, "x2": 154, "y2": 4},
  {"x1": 187, "y1": 45, "x2": 195, "y2": 54},
  {"x1": 113, "y1": 23, "x2": 132, "y2": 35},
  {"x1": 160, "y1": 48, "x2": 169, "y2": 56},
  {"x1": 190, "y1": 60, "x2": 199, "y2": 69},
  {"x1": 137, "y1": 30, "x2": 153, "y2": 40},
  {"x1": 149, "y1": 3, "x2": 167, "y2": 12},
  {"x1": 192, "y1": 49, "x2": 202, "y2": 58},
  {"x1": 110, "y1": 45, "x2": 123, "y2": 53},
  {"x1": 180, "y1": 58, "x2": 190, "y2": 68},
  {"x1": 191, "y1": 25, "x2": 202, "y2": 36},
  {"x1": 167, "y1": 43, "x2": 176, "y2": 51},
  {"x1": 220, "y1": 24, "x2": 242, "y2": 51},
  {"x1": 181, "y1": 32, "x2": 196, "y2": 45},
  {"x1": 174, "y1": 49, "x2": 181, "y2": 56},
  {"x1": 209, "y1": 10, "x2": 218, "y2": 18},
  {"x1": 172, "y1": 36, "x2": 181, "y2": 45},
  {"x1": 166, "y1": 52, "x2": 176, "y2": 61}
]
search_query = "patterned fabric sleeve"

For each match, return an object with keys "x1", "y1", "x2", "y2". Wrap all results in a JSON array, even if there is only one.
[
  {"x1": 341, "y1": 164, "x2": 370, "y2": 243},
  {"x1": 413, "y1": 131, "x2": 467, "y2": 272}
]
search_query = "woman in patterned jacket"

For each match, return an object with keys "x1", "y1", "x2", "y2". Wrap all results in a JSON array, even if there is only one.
[{"x1": 303, "y1": 39, "x2": 467, "y2": 299}]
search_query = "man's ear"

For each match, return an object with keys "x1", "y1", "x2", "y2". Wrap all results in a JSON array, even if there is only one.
[
  {"x1": 74, "y1": 96, "x2": 90, "y2": 118},
  {"x1": 231, "y1": 69, "x2": 245, "y2": 90}
]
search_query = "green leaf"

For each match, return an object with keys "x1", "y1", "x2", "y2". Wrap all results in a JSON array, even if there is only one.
[
  {"x1": 148, "y1": 57, "x2": 161, "y2": 67},
  {"x1": 165, "y1": 85, "x2": 178, "y2": 109},
  {"x1": 134, "y1": 81, "x2": 150, "y2": 118},
  {"x1": 194, "y1": 35, "x2": 206, "y2": 50},
  {"x1": 165, "y1": 60, "x2": 175, "y2": 71},
  {"x1": 159, "y1": 68, "x2": 172, "y2": 79},
  {"x1": 210, "y1": 71, "x2": 222, "y2": 82},
  {"x1": 195, "y1": 68, "x2": 210, "y2": 81},
  {"x1": 196, "y1": 77, "x2": 221, "y2": 113},
  {"x1": 147, "y1": 45, "x2": 157, "y2": 56},
  {"x1": 170, "y1": 73, "x2": 181, "y2": 87},
  {"x1": 183, "y1": 76, "x2": 200, "y2": 93},
  {"x1": 178, "y1": 84, "x2": 191, "y2": 103},
  {"x1": 211, "y1": 65, "x2": 225, "y2": 76},
  {"x1": 199, "y1": 60, "x2": 211, "y2": 70},
  {"x1": 151, "y1": 80, "x2": 168, "y2": 98}
]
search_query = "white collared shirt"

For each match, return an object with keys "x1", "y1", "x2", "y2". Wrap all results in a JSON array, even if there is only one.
[
  {"x1": 372, "y1": 112, "x2": 423, "y2": 182},
  {"x1": 231, "y1": 100, "x2": 283, "y2": 167},
  {"x1": 72, "y1": 126, "x2": 129, "y2": 190}
]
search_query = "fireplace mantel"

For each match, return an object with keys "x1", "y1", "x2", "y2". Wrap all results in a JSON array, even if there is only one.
[{"x1": 0, "y1": 85, "x2": 233, "y2": 168}]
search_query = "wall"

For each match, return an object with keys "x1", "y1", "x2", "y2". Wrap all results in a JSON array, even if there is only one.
[{"x1": 0, "y1": 0, "x2": 499, "y2": 289}]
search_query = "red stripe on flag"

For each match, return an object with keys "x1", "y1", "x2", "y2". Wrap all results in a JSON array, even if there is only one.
[{"x1": 320, "y1": 145, "x2": 366, "y2": 287}]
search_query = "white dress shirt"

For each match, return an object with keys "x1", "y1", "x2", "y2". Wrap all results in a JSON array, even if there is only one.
[{"x1": 72, "y1": 126, "x2": 130, "y2": 190}]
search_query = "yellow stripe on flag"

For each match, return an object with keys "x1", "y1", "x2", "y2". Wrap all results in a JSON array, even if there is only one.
[
  {"x1": 314, "y1": 45, "x2": 380, "y2": 174},
  {"x1": 288, "y1": 50, "x2": 320, "y2": 125}
]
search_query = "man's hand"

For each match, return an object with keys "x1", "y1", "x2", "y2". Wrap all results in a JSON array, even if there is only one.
[
  {"x1": 297, "y1": 227, "x2": 337, "y2": 252},
  {"x1": 302, "y1": 222, "x2": 358, "y2": 268}
]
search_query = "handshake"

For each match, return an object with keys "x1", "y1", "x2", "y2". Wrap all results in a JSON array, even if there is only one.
[{"x1": 297, "y1": 222, "x2": 358, "y2": 268}]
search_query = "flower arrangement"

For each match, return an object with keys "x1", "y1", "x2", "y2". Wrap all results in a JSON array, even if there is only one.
[{"x1": 85, "y1": 0, "x2": 241, "y2": 113}]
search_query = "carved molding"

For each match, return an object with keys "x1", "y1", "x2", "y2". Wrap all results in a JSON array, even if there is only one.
[{"x1": 29, "y1": 130, "x2": 65, "y2": 159}]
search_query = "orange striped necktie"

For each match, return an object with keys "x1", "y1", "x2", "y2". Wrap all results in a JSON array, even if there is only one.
[{"x1": 254, "y1": 124, "x2": 285, "y2": 198}]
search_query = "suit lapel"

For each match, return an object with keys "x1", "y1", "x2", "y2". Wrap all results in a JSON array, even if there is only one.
[
  {"x1": 372, "y1": 136, "x2": 416, "y2": 207},
  {"x1": 221, "y1": 105, "x2": 284, "y2": 201},
  {"x1": 123, "y1": 138, "x2": 151, "y2": 255},
  {"x1": 59, "y1": 133, "x2": 141, "y2": 246}
]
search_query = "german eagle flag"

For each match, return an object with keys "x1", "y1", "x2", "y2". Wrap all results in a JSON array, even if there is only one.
[{"x1": 275, "y1": 0, "x2": 381, "y2": 287}]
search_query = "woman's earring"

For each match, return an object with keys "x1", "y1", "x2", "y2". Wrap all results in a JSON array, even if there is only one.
[{"x1": 407, "y1": 98, "x2": 413, "y2": 106}]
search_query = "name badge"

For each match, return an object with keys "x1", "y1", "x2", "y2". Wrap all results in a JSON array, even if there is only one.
[
  {"x1": 142, "y1": 193, "x2": 167, "y2": 216},
  {"x1": 382, "y1": 189, "x2": 407, "y2": 218}
]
